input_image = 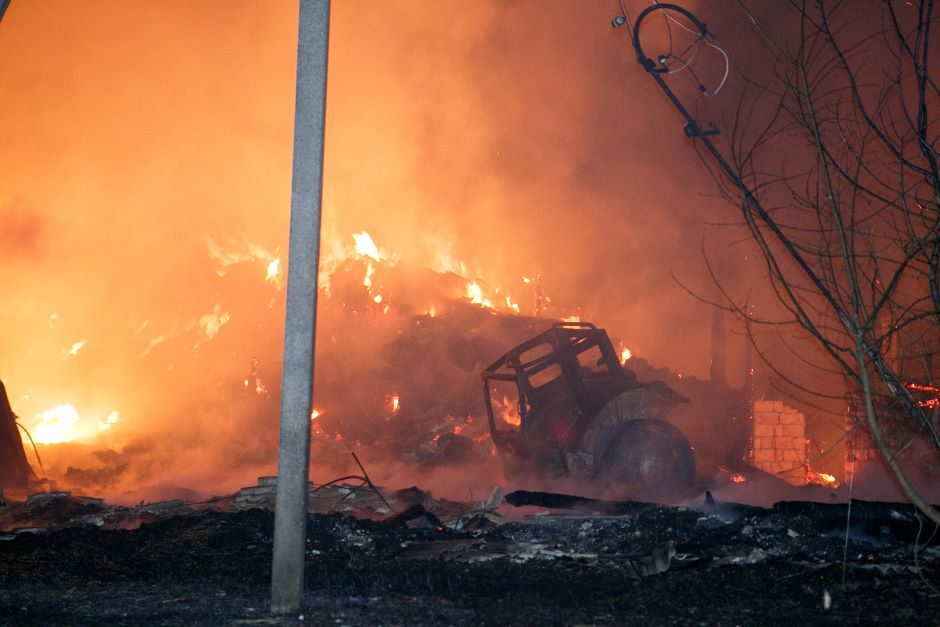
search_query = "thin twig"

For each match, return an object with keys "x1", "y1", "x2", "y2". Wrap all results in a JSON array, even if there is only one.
[{"x1": 351, "y1": 452, "x2": 392, "y2": 511}]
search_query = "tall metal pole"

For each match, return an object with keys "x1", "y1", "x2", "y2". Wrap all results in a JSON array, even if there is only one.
[{"x1": 271, "y1": 0, "x2": 330, "y2": 615}]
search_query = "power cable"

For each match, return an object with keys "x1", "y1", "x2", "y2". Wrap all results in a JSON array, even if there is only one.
[{"x1": 15, "y1": 421, "x2": 45, "y2": 476}]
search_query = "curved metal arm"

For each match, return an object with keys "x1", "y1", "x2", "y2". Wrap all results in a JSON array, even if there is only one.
[{"x1": 631, "y1": 3, "x2": 709, "y2": 73}]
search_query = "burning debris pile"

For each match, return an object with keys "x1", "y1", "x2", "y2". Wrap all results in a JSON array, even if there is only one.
[
  {"x1": 2, "y1": 227, "x2": 928, "y2": 506},
  {"x1": 7, "y1": 229, "x2": 580, "y2": 501}
]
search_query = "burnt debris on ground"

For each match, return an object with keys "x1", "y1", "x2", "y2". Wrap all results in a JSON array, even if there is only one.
[{"x1": 0, "y1": 486, "x2": 938, "y2": 625}]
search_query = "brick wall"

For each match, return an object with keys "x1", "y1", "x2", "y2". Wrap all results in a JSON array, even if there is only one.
[{"x1": 751, "y1": 400, "x2": 807, "y2": 485}]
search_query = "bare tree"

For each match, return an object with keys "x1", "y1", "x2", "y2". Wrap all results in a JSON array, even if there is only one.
[{"x1": 629, "y1": 1, "x2": 939, "y2": 522}]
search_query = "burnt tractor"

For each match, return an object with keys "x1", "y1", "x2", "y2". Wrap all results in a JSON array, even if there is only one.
[{"x1": 482, "y1": 322, "x2": 695, "y2": 496}]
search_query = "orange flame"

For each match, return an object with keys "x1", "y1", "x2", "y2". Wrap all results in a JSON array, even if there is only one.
[
  {"x1": 806, "y1": 468, "x2": 839, "y2": 488},
  {"x1": 28, "y1": 404, "x2": 120, "y2": 444},
  {"x1": 496, "y1": 395, "x2": 521, "y2": 427},
  {"x1": 385, "y1": 394, "x2": 401, "y2": 416},
  {"x1": 619, "y1": 343, "x2": 632, "y2": 364}
]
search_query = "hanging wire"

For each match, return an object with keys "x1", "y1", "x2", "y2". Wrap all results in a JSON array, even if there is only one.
[
  {"x1": 16, "y1": 421, "x2": 45, "y2": 476},
  {"x1": 617, "y1": 0, "x2": 634, "y2": 31},
  {"x1": 632, "y1": 0, "x2": 731, "y2": 95}
]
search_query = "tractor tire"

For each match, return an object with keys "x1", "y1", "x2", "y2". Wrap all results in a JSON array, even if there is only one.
[{"x1": 600, "y1": 418, "x2": 695, "y2": 498}]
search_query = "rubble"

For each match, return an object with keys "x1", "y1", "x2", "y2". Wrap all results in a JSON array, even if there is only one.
[{"x1": 0, "y1": 483, "x2": 937, "y2": 624}]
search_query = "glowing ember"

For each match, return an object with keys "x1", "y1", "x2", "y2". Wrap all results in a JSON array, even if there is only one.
[
  {"x1": 904, "y1": 381, "x2": 940, "y2": 409},
  {"x1": 198, "y1": 304, "x2": 231, "y2": 340},
  {"x1": 98, "y1": 410, "x2": 120, "y2": 432},
  {"x1": 310, "y1": 408, "x2": 322, "y2": 421},
  {"x1": 731, "y1": 474, "x2": 746, "y2": 483},
  {"x1": 243, "y1": 359, "x2": 269, "y2": 397},
  {"x1": 68, "y1": 340, "x2": 88, "y2": 356},
  {"x1": 265, "y1": 257, "x2": 281, "y2": 287}
]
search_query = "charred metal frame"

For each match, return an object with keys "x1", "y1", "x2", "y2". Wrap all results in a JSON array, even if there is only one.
[{"x1": 481, "y1": 321, "x2": 628, "y2": 452}]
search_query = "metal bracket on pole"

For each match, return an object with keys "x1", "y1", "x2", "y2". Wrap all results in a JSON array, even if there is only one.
[{"x1": 271, "y1": 0, "x2": 331, "y2": 615}]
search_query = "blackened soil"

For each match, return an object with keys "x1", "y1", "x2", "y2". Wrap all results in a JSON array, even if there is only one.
[{"x1": 0, "y1": 506, "x2": 938, "y2": 625}]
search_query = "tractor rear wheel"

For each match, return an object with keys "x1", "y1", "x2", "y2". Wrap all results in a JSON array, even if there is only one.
[{"x1": 601, "y1": 418, "x2": 695, "y2": 498}]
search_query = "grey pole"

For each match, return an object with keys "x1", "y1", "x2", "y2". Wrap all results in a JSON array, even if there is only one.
[{"x1": 271, "y1": 0, "x2": 330, "y2": 615}]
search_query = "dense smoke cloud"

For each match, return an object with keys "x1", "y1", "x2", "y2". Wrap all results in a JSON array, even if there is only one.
[{"x1": 0, "y1": 1, "x2": 777, "y2": 500}]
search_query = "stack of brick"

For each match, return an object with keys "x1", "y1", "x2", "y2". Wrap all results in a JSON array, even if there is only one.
[{"x1": 751, "y1": 400, "x2": 807, "y2": 485}]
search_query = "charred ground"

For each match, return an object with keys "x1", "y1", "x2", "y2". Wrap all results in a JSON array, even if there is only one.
[{"x1": 0, "y1": 489, "x2": 937, "y2": 625}]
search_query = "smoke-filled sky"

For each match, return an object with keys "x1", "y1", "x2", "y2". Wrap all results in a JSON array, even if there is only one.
[{"x1": 0, "y1": 1, "x2": 782, "y2": 497}]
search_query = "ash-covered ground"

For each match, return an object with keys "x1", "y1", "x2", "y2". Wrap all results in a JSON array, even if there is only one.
[{"x1": 0, "y1": 484, "x2": 938, "y2": 626}]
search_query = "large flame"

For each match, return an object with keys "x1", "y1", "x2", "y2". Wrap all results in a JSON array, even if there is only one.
[{"x1": 27, "y1": 405, "x2": 120, "y2": 445}]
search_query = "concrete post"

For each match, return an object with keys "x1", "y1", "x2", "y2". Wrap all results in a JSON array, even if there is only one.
[{"x1": 270, "y1": 0, "x2": 330, "y2": 615}]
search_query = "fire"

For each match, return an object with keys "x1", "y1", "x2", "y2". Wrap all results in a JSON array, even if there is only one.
[
  {"x1": 310, "y1": 408, "x2": 322, "y2": 421},
  {"x1": 27, "y1": 404, "x2": 121, "y2": 444},
  {"x1": 385, "y1": 394, "x2": 401, "y2": 416},
  {"x1": 243, "y1": 359, "x2": 269, "y2": 397},
  {"x1": 619, "y1": 344, "x2": 632, "y2": 364},
  {"x1": 363, "y1": 261, "x2": 376, "y2": 290},
  {"x1": 806, "y1": 468, "x2": 839, "y2": 488},
  {"x1": 352, "y1": 231, "x2": 386, "y2": 261},
  {"x1": 206, "y1": 236, "x2": 281, "y2": 289},
  {"x1": 32, "y1": 404, "x2": 80, "y2": 444},
  {"x1": 731, "y1": 474, "x2": 746, "y2": 484},
  {"x1": 425, "y1": 233, "x2": 469, "y2": 276},
  {"x1": 466, "y1": 281, "x2": 494, "y2": 308},
  {"x1": 497, "y1": 395, "x2": 521, "y2": 427}
]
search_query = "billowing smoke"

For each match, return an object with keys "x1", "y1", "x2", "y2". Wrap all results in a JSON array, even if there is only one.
[{"x1": 0, "y1": 1, "x2": 813, "y2": 502}]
